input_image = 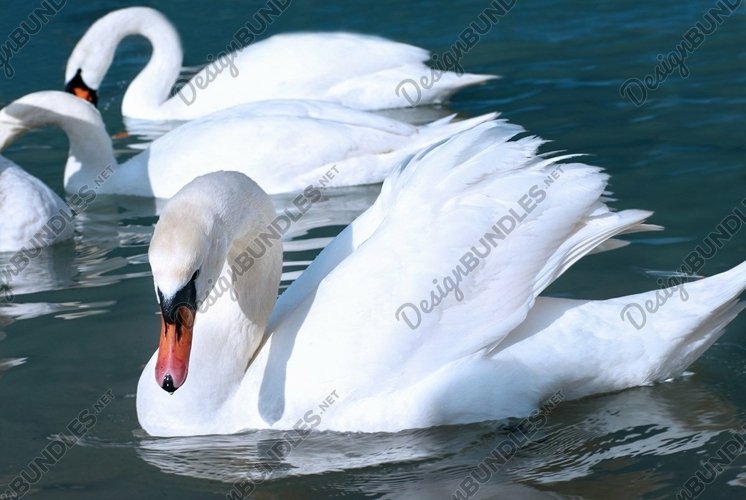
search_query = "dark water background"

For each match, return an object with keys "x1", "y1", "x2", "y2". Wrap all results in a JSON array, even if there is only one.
[{"x1": 0, "y1": 0, "x2": 745, "y2": 498}]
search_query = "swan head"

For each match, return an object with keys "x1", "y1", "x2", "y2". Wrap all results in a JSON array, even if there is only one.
[
  {"x1": 64, "y1": 7, "x2": 162, "y2": 94},
  {"x1": 0, "y1": 90, "x2": 105, "y2": 144},
  {"x1": 0, "y1": 91, "x2": 93, "y2": 150},
  {"x1": 64, "y1": 7, "x2": 125, "y2": 106},
  {"x1": 148, "y1": 171, "x2": 278, "y2": 393},
  {"x1": 149, "y1": 183, "x2": 229, "y2": 394},
  {"x1": 64, "y1": 68, "x2": 98, "y2": 107}
]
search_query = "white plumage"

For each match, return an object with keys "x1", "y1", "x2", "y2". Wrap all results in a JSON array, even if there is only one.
[
  {"x1": 0, "y1": 157, "x2": 73, "y2": 252},
  {"x1": 138, "y1": 122, "x2": 746, "y2": 436}
]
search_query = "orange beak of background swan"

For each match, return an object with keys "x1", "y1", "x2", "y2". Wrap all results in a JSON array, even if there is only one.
[{"x1": 155, "y1": 305, "x2": 195, "y2": 393}]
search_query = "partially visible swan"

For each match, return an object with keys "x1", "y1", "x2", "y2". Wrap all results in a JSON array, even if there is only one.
[
  {"x1": 0, "y1": 91, "x2": 496, "y2": 198},
  {"x1": 137, "y1": 122, "x2": 746, "y2": 436},
  {"x1": 0, "y1": 157, "x2": 73, "y2": 252},
  {"x1": 64, "y1": 6, "x2": 495, "y2": 121}
]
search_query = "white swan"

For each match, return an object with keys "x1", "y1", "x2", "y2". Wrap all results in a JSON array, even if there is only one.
[
  {"x1": 0, "y1": 91, "x2": 496, "y2": 198},
  {"x1": 0, "y1": 157, "x2": 73, "y2": 252},
  {"x1": 64, "y1": 6, "x2": 495, "y2": 121},
  {"x1": 138, "y1": 122, "x2": 746, "y2": 436}
]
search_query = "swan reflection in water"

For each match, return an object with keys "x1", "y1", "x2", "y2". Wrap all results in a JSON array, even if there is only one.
[
  {"x1": 0, "y1": 321, "x2": 26, "y2": 378},
  {"x1": 119, "y1": 380, "x2": 737, "y2": 497}
]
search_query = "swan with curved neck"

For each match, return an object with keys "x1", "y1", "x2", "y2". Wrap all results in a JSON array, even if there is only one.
[
  {"x1": 64, "y1": 7, "x2": 495, "y2": 120},
  {"x1": 143, "y1": 172, "x2": 282, "y2": 427},
  {"x1": 0, "y1": 91, "x2": 496, "y2": 198},
  {"x1": 138, "y1": 123, "x2": 746, "y2": 437}
]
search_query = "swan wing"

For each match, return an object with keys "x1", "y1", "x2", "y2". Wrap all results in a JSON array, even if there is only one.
[{"x1": 274, "y1": 122, "x2": 653, "y2": 393}]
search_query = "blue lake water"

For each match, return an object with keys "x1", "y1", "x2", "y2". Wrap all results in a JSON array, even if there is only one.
[{"x1": 1, "y1": 0, "x2": 745, "y2": 498}]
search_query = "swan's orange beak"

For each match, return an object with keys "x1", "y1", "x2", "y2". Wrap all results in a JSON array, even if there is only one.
[
  {"x1": 155, "y1": 305, "x2": 195, "y2": 393},
  {"x1": 69, "y1": 86, "x2": 97, "y2": 105}
]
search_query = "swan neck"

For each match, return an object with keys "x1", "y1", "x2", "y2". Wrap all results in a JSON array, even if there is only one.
[
  {"x1": 61, "y1": 117, "x2": 119, "y2": 194},
  {"x1": 0, "y1": 93, "x2": 117, "y2": 194},
  {"x1": 189, "y1": 191, "x2": 283, "y2": 399},
  {"x1": 113, "y1": 10, "x2": 183, "y2": 118}
]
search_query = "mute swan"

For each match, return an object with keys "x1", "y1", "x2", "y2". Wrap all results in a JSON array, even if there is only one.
[
  {"x1": 0, "y1": 91, "x2": 496, "y2": 198},
  {"x1": 0, "y1": 157, "x2": 73, "y2": 252},
  {"x1": 64, "y1": 6, "x2": 495, "y2": 121},
  {"x1": 138, "y1": 122, "x2": 746, "y2": 436}
]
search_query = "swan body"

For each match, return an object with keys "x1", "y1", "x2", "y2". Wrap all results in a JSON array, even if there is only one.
[
  {"x1": 0, "y1": 91, "x2": 496, "y2": 198},
  {"x1": 0, "y1": 157, "x2": 73, "y2": 252},
  {"x1": 138, "y1": 122, "x2": 746, "y2": 436},
  {"x1": 65, "y1": 7, "x2": 495, "y2": 121}
]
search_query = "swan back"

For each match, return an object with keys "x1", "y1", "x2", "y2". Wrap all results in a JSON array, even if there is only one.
[{"x1": 0, "y1": 158, "x2": 73, "y2": 252}]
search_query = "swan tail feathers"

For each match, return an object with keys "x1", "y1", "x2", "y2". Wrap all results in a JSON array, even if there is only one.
[
  {"x1": 522, "y1": 261, "x2": 746, "y2": 395},
  {"x1": 611, "y1": 262, "x2": 746, "y2": 384},
  {"x1": 490, "y1": 261, "x2": 746, "y2": 404},
  {"x1": 621, "y1": 260, "x2": 746, "y2": 380}
]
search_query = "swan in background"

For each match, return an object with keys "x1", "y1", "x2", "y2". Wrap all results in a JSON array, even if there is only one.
[
  {"x1": 64, "y1": 6, "x2": 495, "y2": 121},
  {"x1": 0, "y1": 156, "x2": 73, "y2": 252},
  {"x1": 137, "y1": 122, "x2": 746, "y2": 437},
  {"x1": 0, "y1": 91, "x2": 496, "y2": 198}
]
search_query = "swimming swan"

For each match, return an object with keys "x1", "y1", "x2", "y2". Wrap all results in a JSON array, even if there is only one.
[
  {"x1": 138, "y1": 122, "x2": 746, "y2": 436},
  {"x1": 64, "y1": 6, "x2": 495, "y2": 120}
]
